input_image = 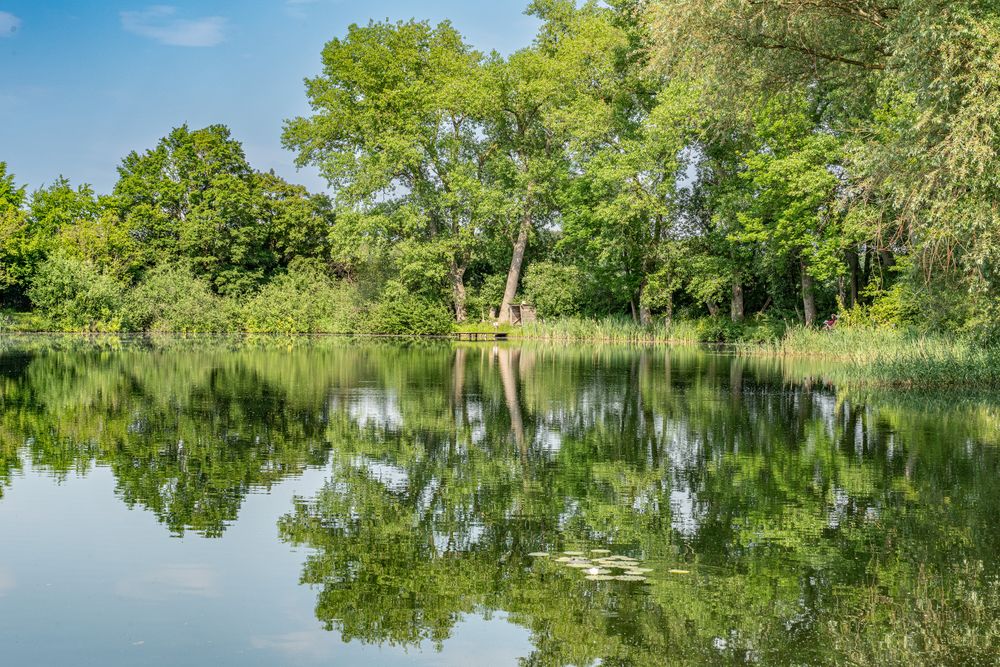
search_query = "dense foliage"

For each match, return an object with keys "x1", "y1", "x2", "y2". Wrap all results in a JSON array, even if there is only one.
[{"x1": 2, "y1": 0, "x2": 998, "y2": 339}]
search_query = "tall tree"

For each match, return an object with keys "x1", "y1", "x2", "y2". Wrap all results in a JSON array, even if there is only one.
[
  {"x1": 487, "y1": 0, "x2": 628, "y2": 322},
  {"x1": 283, "y1": 20, "x2": 489, "y2": 320},
  {"x1": 0, "y1": 163, "x2": 29, "y2": 298},
  {"x1": 116, "y1": 124, "x2": 332, "y2": 294}
]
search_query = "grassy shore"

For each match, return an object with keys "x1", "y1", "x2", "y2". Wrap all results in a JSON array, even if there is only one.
[
  {"x1": 6, "y1": 310, "x2": 998, "y2": 389},
  {"x1": 737, "y1": 327, "x2": 1000, "y2": 389},
  {"x1": 458, "y1": 317, "x2": 1000, "y2": 390}
]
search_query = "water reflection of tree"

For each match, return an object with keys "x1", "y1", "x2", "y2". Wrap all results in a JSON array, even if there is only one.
[
  {"x1": 277, "y1": 344, "x2": 1000, "y2": 665},
  {"x1": 0, "y1": 340, "x2": 999, "y2": 662}
]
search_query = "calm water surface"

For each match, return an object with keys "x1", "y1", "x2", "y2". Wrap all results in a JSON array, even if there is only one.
[{"x1": 1, "y1": 338, "x2": 998, "y2": 666}]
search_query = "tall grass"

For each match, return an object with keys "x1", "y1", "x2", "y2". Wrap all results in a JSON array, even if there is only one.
[
  {"x1": 515, "y1": 316, "x2": 699, "y2": 343},
  {"x1": 743, "y1": 326, "x2": 1000, "y2": 389}
]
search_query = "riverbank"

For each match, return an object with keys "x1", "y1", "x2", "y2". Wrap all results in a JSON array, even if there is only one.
[
  {"x1": 5, "y1": 311, "x2": 997, "y2": 389},
  {"x1": 458, "y1": 318, "x2": 1000, "y2": 389}
]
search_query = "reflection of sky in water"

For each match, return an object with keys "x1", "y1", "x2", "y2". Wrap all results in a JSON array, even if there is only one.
[
  {"x1": 1, "y1": 343, "x2": 998, "y2": 666},
  {"x1": 0, "y1": 458, "x2": 530, "y2": 666},
  {"x1": 0, "y1": 565, "x2": 14, "y2": 596}
]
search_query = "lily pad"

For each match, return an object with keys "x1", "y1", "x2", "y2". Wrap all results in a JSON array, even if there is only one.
[
  {"x1": 590, "y1": 549, "x2": 611, "y2": 555},
  {"x1": 669, "y1": 569, "x2": 691, "y2": 575},
  {"x1": 615, "y1": 575, "x2": 648, "y2": 582},
  {"x1": 585, "y1": 574, "x2": 615, "y2": 581},
  {"x1": 563, "y1": 551, "x2": 585, "y2": 556},
  {"x1": 527, "y1": 552, "x2": 550, "y2": 558}
]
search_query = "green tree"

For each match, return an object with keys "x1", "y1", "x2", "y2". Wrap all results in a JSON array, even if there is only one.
[
  {"x1": 0, "y1": 163, "x2": 29, "y2": 299},
  {"x1": 283, "y1": 19, "x2": 490, "y2": 320},
  {"x1": 734, "y1": 99, "x2": 844, "y2": 326},
  {"x1": 116, "y1": 124, "x2": 332, "y2": 295}
]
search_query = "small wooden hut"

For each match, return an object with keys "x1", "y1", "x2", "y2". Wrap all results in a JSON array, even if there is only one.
[{"x1": 504, "y1": 303, "x2": 537, "y2": 326}]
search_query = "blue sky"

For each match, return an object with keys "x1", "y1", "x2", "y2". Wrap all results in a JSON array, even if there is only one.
[{"x1": 0, "y1": 1, "x2": 539, "y2": 194}]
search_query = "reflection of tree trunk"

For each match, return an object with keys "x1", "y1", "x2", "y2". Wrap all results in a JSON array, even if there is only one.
[
  {"x1": 498, "y1": 213, "x2": 531, "y2": 324},
  {"x1": 729, "y1": 357, "x2": 744, "y2": 401},
  {"x1": 497, "y1": 347, "x2": 527, "y2": 467},
  {"x1": 451, "y1": 262, "x2": 467, "y2": 322},
  {"x1": 664, "y1": 350, "x2": 672, "y2": 391},
  {"x1": 452, "y1": 347, "x2": 466, "y2": 408},
  {"x1": 730, "y1": 278, "x2": 745, "y2": 322},
  {"x1": 801, "y1": 261, "x2": 817, "y2": 327}
]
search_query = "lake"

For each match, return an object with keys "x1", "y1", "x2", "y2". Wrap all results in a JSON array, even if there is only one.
[{"x1": 0, "y1": 337, "x2": 997, "y2": 666}]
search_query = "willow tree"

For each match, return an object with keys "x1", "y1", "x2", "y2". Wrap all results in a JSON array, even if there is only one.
[{"x1": 648, "y1": 0, "x2": 1000, "y2": 336}]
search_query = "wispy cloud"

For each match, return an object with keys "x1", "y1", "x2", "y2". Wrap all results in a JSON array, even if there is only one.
[
  {"x1": 115, "y1": 564, "x2": 220, "y2": 601},
  {"x1": 0, "y1": 11, "x2": 22, "y2": 37},
  {"x1": 0, "y1": 566, "x2": 14, "y2": 596},
  {"x1": 284, "y1": 0, "x2": 325, "y2": 19},
  {"x1": 121, "y1": 6, "x2": 226, "y2": 47}
]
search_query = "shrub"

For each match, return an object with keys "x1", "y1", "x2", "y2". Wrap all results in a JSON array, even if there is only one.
[
  {"x1": 125, "y1": 263, "x2": 237, "y2": 333},
  {"x1": 694, "y1": 316, "x2": 744, "y2": 343},
  {"x1": 242, "y1": 259, "x2": 360, "y2": 333},
  {"x1": 27, "y1": 251, "x2": 124, "y2": 330},
  {"x1": 364, "y1": 282, "x2": 454, "y2": 335},
  {"x1": 523, "y1": 262, "x2": 585, "y2": 318},
  {"x1": 476, "y1": 274, "x2": 508, "y2": 316}
]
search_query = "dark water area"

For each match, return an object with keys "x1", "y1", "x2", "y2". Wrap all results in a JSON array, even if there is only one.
[{"x1": 1, "y1": 337, "x2": 998, "y2": 666}]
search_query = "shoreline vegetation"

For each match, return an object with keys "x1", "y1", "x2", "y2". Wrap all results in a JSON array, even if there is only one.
[
  {"x1": 3, "y1": 2, "x2": 1000, "y2": 393},
  {"x1": 3, "y1": 309, "x2": 997, "y2": 390}
]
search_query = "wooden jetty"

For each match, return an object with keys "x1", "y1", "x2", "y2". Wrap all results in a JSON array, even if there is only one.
[{"x1": 454, "y1": 331, "x2": 509, "y2": 341}]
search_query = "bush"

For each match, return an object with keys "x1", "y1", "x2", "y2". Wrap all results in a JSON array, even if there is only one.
[
  {"x1": 523, "y1": 262, "x2": 585, "y2": 318},
  {"x1": 740, "y1": 313, "x2": 788, "y2": 343},
  {"x1": 125, "y1": 263, "x2": 237, "y2": 333},
  {"x1": 242, "y1": 259, "x2": 360, "y2": 333},
  {"x1": 694, "y1": 316, "x2": 745, "y2": 343},
  {"x1": 473, "y1": 274, "x2": 508, "y2": 317},
  {"x1": 364, "y1": 282, "x2": 454, "y2": 335},
  {"x1": 27, "y1": 251, "x2": 124, "y2": 330}
]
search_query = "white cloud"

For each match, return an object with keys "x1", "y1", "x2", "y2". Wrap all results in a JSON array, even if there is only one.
[
  {"x1": 284, "y1": 0, "x2": 330, "y2": 19},
  {"x1": 0, "y1": 11, "x2": 22, "y2": 37},
  {"x1": 121, "y1": 6, "x2": 226, "y2": 47},
  {"x1": 0, "y1": 566, "x2": 14, "y2": 596},
  {"x1": 115, "y1": 564, "x2": 220, "y2": 600}
]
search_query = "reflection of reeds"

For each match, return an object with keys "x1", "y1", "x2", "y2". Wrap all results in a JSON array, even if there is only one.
[{"x1": 833, "y1": 560, "x2": 1000, "y2": 666}]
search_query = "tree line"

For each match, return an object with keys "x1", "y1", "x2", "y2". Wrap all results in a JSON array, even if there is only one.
[{"x1": 1, "y1": 0, "x2": 998, "y2": 339}]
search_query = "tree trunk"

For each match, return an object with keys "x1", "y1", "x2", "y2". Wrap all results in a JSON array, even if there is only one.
[
  {"x1": 450, "y1": 262, "x2": 467, "y2": 323},
  {"x1": 706, "y1": 301, "x2": 720, "y2": 317},
  {"x1": 730, "y1": 278, "x2": 744, "y2": 322},
  {"x1": 878, "y1": 248, "x2": 895, "y2": 284},
  {"x1": 498, "y1": 213, "x2": 531, "y2": 324},
  {"x1": 861, "y1": 247, "x2": 872, "y2": 295},
  {"x1": 638, "y1": 282, "x2": 652, "y2": 325},
  {"x1": 846, "y1": 248, "x2": 859, "y2": 308},
  {"x1": 801, "y1": 262, "x2": 817, "y2": 327},
  {"x1": 639, "y1": 304, "x2": 652, "y2": 326}
]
